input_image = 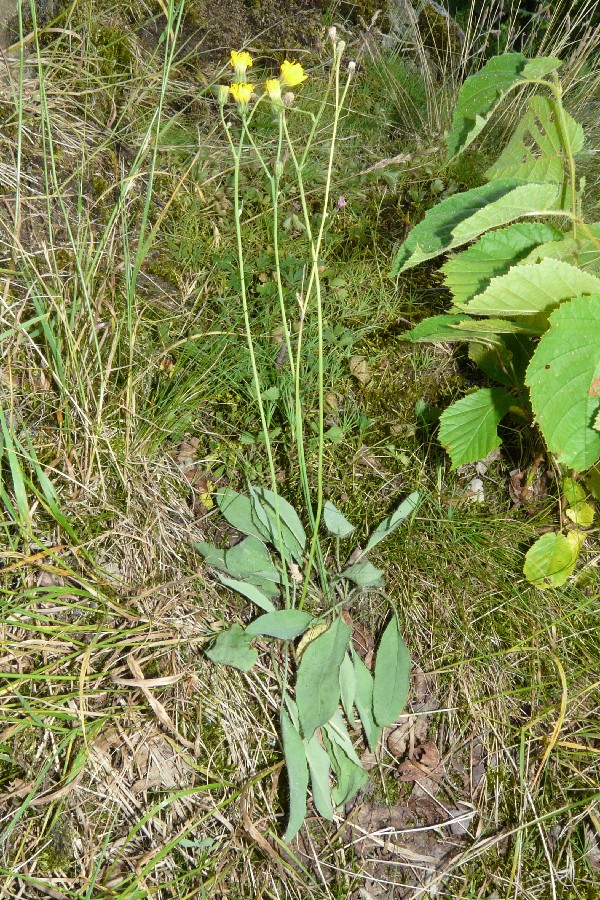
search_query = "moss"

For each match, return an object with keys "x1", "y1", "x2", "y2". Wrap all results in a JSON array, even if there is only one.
[{"x1": 417, "y1": 1, "x2": 465, "y2": 62}]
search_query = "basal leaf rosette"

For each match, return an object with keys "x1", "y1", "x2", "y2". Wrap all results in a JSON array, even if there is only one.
[{"x1": 526, "y1": 294, "x2": 600, "y2": 470}]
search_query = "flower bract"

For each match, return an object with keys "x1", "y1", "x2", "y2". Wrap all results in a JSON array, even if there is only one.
[{"x1": 280, "y1": 60, "x2": 307, "y2": 87}]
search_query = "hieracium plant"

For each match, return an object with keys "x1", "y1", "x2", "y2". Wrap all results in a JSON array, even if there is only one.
[
  {"x1": 196, "y1": 36, "x2": 421, "y2": 840},
  {"x1": 392, "y1": 53, "x2": 600, "y2": 589}
]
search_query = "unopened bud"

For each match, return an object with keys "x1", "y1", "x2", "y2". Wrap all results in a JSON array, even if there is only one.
[
  {"x1": 348, "y1": 60, "x2": 356, "y2": 75},
  {"x1": 328, "y1": 25, "x2": 338, "y2": 44},
  {"x1": 338, "y1": 40, "x2": 346, "y2": 55},
  {"x1": 217, "y1": 84, "x2": 229, "y2": 106}
]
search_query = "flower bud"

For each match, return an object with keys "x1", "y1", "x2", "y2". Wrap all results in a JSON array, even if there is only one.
[
  {"x1": 328, "y1": 25, "x2": 338, "y2": 44},
  {"x1": 217, "y1": 84, "x2": 229, "y2": 106},
  {"x1": 348, "y1": 60, "x2": 356, "y2": 76}
]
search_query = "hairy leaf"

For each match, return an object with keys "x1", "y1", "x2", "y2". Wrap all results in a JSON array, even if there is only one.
[
  {"x1": 519, "y1": 224, "x2": 600, "y2": 272},
  {"x1": 323, "y1": 500, "x2": 356, "y2": 538},
  {"x1": 281, "y1": 709, "x2": 309, "y2": 842},
  {"x1": 523, "y1": 531, "x2": 582, "y2": 588},
  {"x1": 225, "y1": 535, "x2": 280, "y2": 585},
  {"x1": 206, "y1": 624, "x2": 258, "y2": 672},
  {"x1": 373, "y1": 615, "x2": 411, "y2": 727},
  {"x1": 195, "y1": 542, "x2": 227, "y2": 571},
  {"x1": 342, "y1": 560, "x2": 385, "y2": 587},
  {"x1": 296, "y1": 616, "x2": 351, "y2": 739},
  {"x1": 339, "y1": 652, "x2": 357, "y2": 725},
  {"x1": 526, "y1": 295, "x2": 600, "y2": 470},
  {"x1": 322, "y1": 721, "x2": 368, "y2": 807},
  {"x1": 245, "y1": 609, "x2": 313, "y2": 640},
  {"x1": 442, "y1": 222, "x2": 562, "y2": 305},
  {"x1": 352, "y1": 649, "x2": 381, "y2": 751},
  {"x1": 216, "y1": 487, "x2": 269, "y2": 542},
  {"x1": 364, "y1": 492, "x2": 421, "y2": 554},
  {"x1": 305, "y1": 733, "x2": 333, "y2": 820},
  {"x1": 249, "y1": 485, "x2": 306, "y2": 563},
  {"x1": 439, "y1": 388, "x2": 514, "y2": 468},
  {"x1": 521, "y1": 57, "x2": 562, "y2": 79},
  {"x1": 218, "y1": 574, "x2": 277, "y2": 610},
  {"x1": 391, "y1": 180, "x2": 559, "y2": 275}
]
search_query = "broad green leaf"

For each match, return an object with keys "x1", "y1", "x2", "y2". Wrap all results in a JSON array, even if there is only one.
[
  {"x1": 391, "y1": 180, "x2": 559, "y2": 275},
  {"x1": 364, "y1": 492, "x2": 420, "y2": 554},
  {"x1": 206, "y1": 624, "x2": 258, "y2": 672},
  {"x1": 486, "y1": 96, "x2": 584, "y2": 187},
  {"x1": 250, "y1": 485, "x2": 306, "y2": 563},
  {"x1": 216, "y1": 487, "x2": 269, "y2": 542},
  {"x1": 562, "y1": 478, "x2": 586, "y2": 506},
  {"x1": 523, "y1": 531, "x2": 581, "y2": 588},
  {"x1": 281, "y1": 709, "x2": 309, "y2": 842},
  {"x1": 322, "y1": 723, "x2": 368, "y2": 807},
  {"x1": 442, "y1": 222, "x2": 563, "y2": 305},
  {"x1": 468, "y1": 335, "x2": 533, "y2": 389},
  {"x1": 519, "y1": 224, "x2": 600, "y2": 273},
  {"x1": 342, "y1": 560, "x2": 385, "y2": 587},
  {"x1": 373, "y1": 615, "x2": 411, "y2": 727},
  {"x1": 457, "y1": 320, "x2": 541, "y2": 336},
  {"x1": 562, "y1": 480, "x2": 595, "y2": 527},
  {"x1": 352, "y1": 649, "x2": 381, "y2": 751},
  {"x1": 446, "y1": 53, "x2": 526, "y2": 161},
  {"x1": 462, "y1": 259, "x2": 600, "y2": 317},
  {"x1": 195, "y1": 542, "x2": 227, "y2": 571},
  {"x1": 339, "y1": 653, "x2": 357, "y2": 724},
  {"x1": 402, "y1": 315, "x2": 539, "y2": 347},
  {"x1": 522, "y1": 57, "x2": 562, "y2": 79},
  {"x1": 296, "y1": 616, "x2": 351, "y2": 739},
  {"x1": 225, "y1": 535, "x2": 280, "y2": 584},
  {"x1": 305, "y1": 733, "x2": 333, "y2": 820},
  {"x1": 218, "y1": 574, "x2": 277, "y2": 610},
  {"x1": 323, "y1": 500, "x2": 356, "y2": 538},
  {"x1": 526, "y1": 295, "x2": 600, "y2": 470},
  {"x1": 245, "y1": 609, "x2": 313, "y2": 640},
  {"x1": 438, "y1": 388, "x2": 514, "y2": 468}
]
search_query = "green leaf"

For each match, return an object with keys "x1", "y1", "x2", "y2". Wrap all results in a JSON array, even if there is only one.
[
  {"x1": 323, "y1": 500, "x2": 356, "y2": 538},
  {"x1": 468, "y1": 335, "x2": 533, "y2": 389},
  {"x1": 391, "y1": 180, "x2": 559, "y2": 275},
  {"x1": 342, "y1": 560, "x2": 385, "y2": 587},
  {"x1": 305, "y1": 733, "x2": 333, "y2": 820},
  {"x1": 217, "y1": 574, "x2": 277, "y2": 610},
  {"x1": 442, "y1": 222, "x2": 563, "y2": 306},
  {"x1": 562, "y1": 480, "x2": 595, "y2": 527},
  {"x1": 245, "y1": 609, "x2": 313, "y2": 640},
  {"x1": 225, "y1": 535, "x2": 280, "y2": 584},
  {"x1": 339, "y1": 653, "x2": 357, "y2": 724},
  {"x1": 585, "y1": 467, "x2": 600, "y2": 500},
  {"x1": 206, "y1": 624, "x2": 258, "y2": 672},
  {"x1": 525, "y1": 295, "x2": 600, "y2": 470},
  {"x1": 461, "y1": 259, "x2": 600, "y2": 318},
  {"x1": 324, "y1": 710, "x2": 363, "y2": 766},
  {"x1": 522, "y1": 57, "x2": 562, "y2": 79},
  {"x1": 363, "y1": 492, "x2": 421, "y2": 554},
  {"x1": 322, "y1": 722, "x2": 368, "y2": 807},
  {"x1": 486, "y1": 96, "x2": 584, "y2": 187},
  {"x1": 446, "y1": 53, "x2": 526, "y2": 161},
  {"x1": 373, "y1": 615, "x2": 411, "y2": 727},
  {"x1": 352, "y1": 649, "x2": 381, "y2": 751},
  {"x1": 519, "y1": 224, "x2": 600, "y2": 273},
  {"x1": 438, "y1": 388, "x2": 514, "y2": 468},
  {"x1": 523, "y1": 531, "x2": 581, "y2": 588},
  {"x1": 281, "y1": 709, "x2": 309, "y2": 842},
  {"x1": 249, "y1": 485, "x2": 306, "y2": 564},
  {"x1": 562, "y1": 478, "x2": 586, "y2": 506},
  {"x1": 195, "y1": 542, "x2": 227, "y2": 571},
  {"x1": 296, "y1": 616, "x2": 351, "y2": 739},
  {"x1": 216, "y1": 487, "x2": 269, "y2": 542}
]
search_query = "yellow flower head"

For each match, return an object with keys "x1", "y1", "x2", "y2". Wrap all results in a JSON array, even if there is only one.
[
  {"x1": 230, "y1": 49, "x2": 253, "y2": 80},
  {"x1": 280, "y1": 59, "x2": 308, "y2": 87},
  {"x1": 265, "y1": 78, "x2": 282, "y2": 100},
  {"x1": 230, "y1": 82, "x2": 254, "y2": 110}
]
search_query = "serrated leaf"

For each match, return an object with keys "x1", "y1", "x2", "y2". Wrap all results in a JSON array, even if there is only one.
[
  {"x1": 373, "y1": 615, "x2": 411, "y2": 727},
  {"x1": 296, "y1": 616, "x2": 351, "y2": 739},
  {"x1": 468, "y1": 334, "x2": 533, "y2": 389},
  {"x1": 364, "y1": 492, "x2": 420, "y2": 554},
  {"x1": 225, "y1": 535, "x2": 280, "y2": 584},
  {"x1": 562, "y1": 477, "x2": 586, "y2": 506},
  {"x1": 245, "y1": 609, "x2": 313, "y2": 640},
  {"x1": 249, "y1": 485, "x2": 306, "y2": 564},
  {"x1": 438, "y1": 388, "x2": 514, "y2": 468},
  {"x1": 523, "y1": 531, "x2": 580, "y2": 588},
  {"x1": 339, "y1": 652, "x2": 357, "y2": 724},
  {"x1": 442, "y1": 222, "x2": 563, "y2": 306},
  {"x1": 323, "y1": 500, "x2": 356, "y2": 538},
  {"x1": 195, "y1": 542, "x2": 227, "y2": 571},
  {"x1": 525, "y1": 295, "x2": 600, "y2": 470},
  {"x1": 402, "y1": 314, "x2": 499, "y2": 344},
  {"x1": 391, "y1": 180, "x2": 559, "y2": 275},
  {"x1": 305, "y1": 733, "x2": 333, "y2": 820},
  {"x1": 565, "y1": 501, "x2": 595, "y2": 527},
  {"x1": 216, "y1": 487, "x2": 269, "y2": 542},
  {"x1": 206, "y1": 624, "x2": 258, "y2": 672},
  {"x1": 486, "y1": 96, "x2": 584, "y2": 187},
  {"x1": 217, "y1": 574, "x2": 277, "y2": 610},
  {"x1": 352, "y1": 649, "x2": 381, "y2": 751},
  {"x1": 342, "y1": 560, "x2": 385, "y2": 587},
  {"x1": 519, "y1": 224, "x2": 600, "y2": 273},
  {"x1": 281, "y1": 709, "x2": 308, "y2": 842},
  {"x1": 446, "y1": 53, "x2": 526, "y2": 161},
  {"x1": 522, "y1": 57, "x2": 562, "y2": 79},
  {"x1": 462, "y1": 259, "x2": 600, "y2": 317}
]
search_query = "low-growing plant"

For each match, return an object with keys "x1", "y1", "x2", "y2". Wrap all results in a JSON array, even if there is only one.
[
  {"x1": 195, "y1": 39, "x2": 421, "y2": 841},
  {"x1": 392, "y1": 51, "x2": 600, "y2": 587}
]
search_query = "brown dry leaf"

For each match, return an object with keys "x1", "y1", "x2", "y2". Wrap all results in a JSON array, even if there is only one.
[
  {"x1": 386, "y1": 724, "x2": 409, "y2": 759},
  {"x1": 350, "y1": 356, "x2": 372, "y2": 386},
  {"x1": 398, "y1": 740, "x2": 444, "y2": 784},
  {"x1": 343, "y1": 612, "x2": 375, "y2": 668},
  {"x1": 509, "y1": 454, "x2": 550, "y2": 507}
]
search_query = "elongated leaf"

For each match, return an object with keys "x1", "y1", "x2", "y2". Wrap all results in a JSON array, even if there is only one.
[
  {"x1": 195, "y1": 542, "x2": 227, "y2": 571},
  {"x1": 442, "y1": 222, "x2": 562, "y2": 305},
  {"x1": 339, "y1": 653, "x2": 357, "y2": 724},
  {"x1": 391, "y1": 180, "x2": 559, "y2": 275},
  {"x1": 403, "y1": 315, "x2": 538, "y2": 346},
  {"x1": 216, "y1": 487, "x2": 269, "y2": 541},
  {"x1": 322, "y1": 717, "x2": 368, "y2": 807},
  {"x1": 245, "y1": 609, "x2": 313, "y2": 639},
  {"x1": 486, "y1": 96, "x2": 584, "y2": 187},
  {"x1": 281, "y1": 709, "x2": 309, "y2": 842},
  {"x1": 352, "y1": 649, "x2": 381, "y2": 751},
  {"x1": 438, "y1": 388, "x2": 514, "y2": 468},
  {"x1": 206, "y1": 624, "x2": 258, "y2": 672},
  {"x1": 296, "y1": 616, "x2": 351, "y2": 739},
  {"x1": 462, "y1": 259, "x2": 600, "y2": 317},
  {"x1": 324, "y1": 710, "x2": 363, "y2": 766},
  {"x1": 217, "y1": 574, "x2": 277, "y2": 610},
  {"x1": 446, "y1": 53, "x2": 526, "y2": 161},
  {"x1": 305, "y1": 733, "x2": 333, "y2": 820},
  {"x1": 323, "y1": 501, "x2": 356, "y2": 538},
  {"x1": 373, "y1": 615, "x2": 411, "y2": 727},
  {"x1": 526, "y1": 295, "x2": 600, "y2": 470},
  {"x1": 342, "y1": 560, "x2": 385, "y2": 587},
  {"x1": 519, "y1": 224, "x2": 600, "y2": 272},
  {"x1": 225, "y1": 535, "x2": 280, "y2": 583},
  {"x1": 250, "y1": 485, "x2": 306, "y2": 563},
  {"x1": 364, "y1": 492, "x2": 421, "y2": 554},
  {"x1": 523, "y1": 531, "x2": 581, "y2": 588}
]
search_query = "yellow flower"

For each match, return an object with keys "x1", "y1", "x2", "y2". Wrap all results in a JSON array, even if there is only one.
[
  {"x1": 230, "y1": 49, "x2": 253, "y2": 80},
  {"x1": 265, "y1": 78, "x2": 281, "y2": 100},
  {"x1": 280, "y1": 59, "x2": 308, "y2": 87},
  {"x1": 230, "y1": 82, "x2": 254, "y2": 111}
]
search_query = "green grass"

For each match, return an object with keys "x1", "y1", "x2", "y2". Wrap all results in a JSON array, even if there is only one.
[{"x1": 0, "y1": 0, "x2": 598, "y2": 897}]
